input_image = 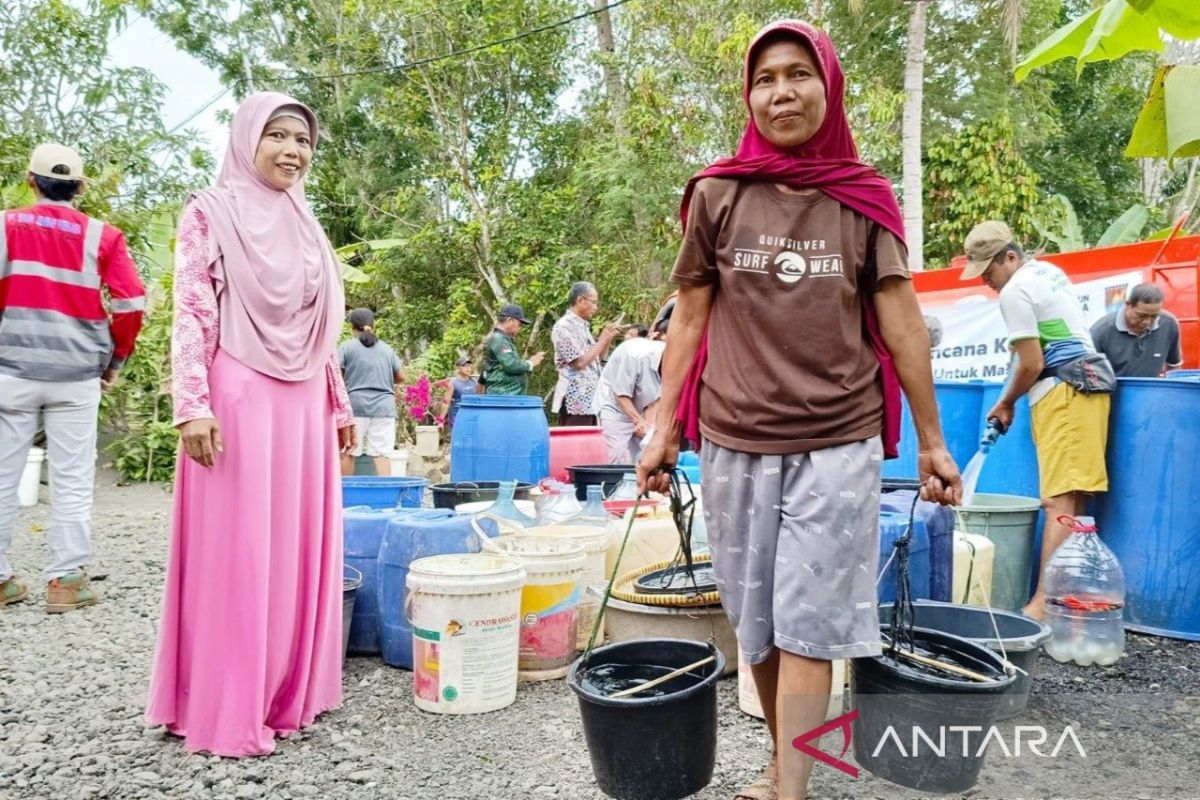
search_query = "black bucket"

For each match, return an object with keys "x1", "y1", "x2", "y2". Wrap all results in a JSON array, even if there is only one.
[
  {"x1": 851, "y1": 626, "x2": 1017, "y2": 794},
  {"x1": 569, "y1": 638, "x2": 724, "y2": 800},
  {"x1": 878, "y1": 600, "x2": 1050, "y2": 719},
  {"x1": 342, "y1": 564, "x2": 363, "y2": 663},
  {"x1": 565, "y1": 464, "x2": 635, "y2": 501},
  {"x1": 429, "y1": 480, "x2": 534, "y2": 509}
]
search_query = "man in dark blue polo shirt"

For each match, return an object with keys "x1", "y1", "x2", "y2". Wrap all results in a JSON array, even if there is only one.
[{"x1": 1089, "y1": 284, "x2": 1182, "y2": 377}]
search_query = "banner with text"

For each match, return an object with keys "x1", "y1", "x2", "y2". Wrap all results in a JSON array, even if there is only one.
[{"x1": 920, "y1": 270, "x2": 1145, "y2": 381}]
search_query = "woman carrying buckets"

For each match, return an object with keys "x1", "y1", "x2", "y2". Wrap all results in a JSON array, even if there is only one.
[
  {"x1": 638, "y1": 20, "x2": 962, "y2": 800},
  {"x1": 146, "y1": 93, "x2": 356, "y2": 757}
]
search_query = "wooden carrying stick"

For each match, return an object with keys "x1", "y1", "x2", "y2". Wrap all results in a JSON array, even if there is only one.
[
  {"x1": 886, "y1": 645, "x2": 998, "y2": 683},
  {"x1": 607, "y1": 656, "x2": 717, "y2": 699}
]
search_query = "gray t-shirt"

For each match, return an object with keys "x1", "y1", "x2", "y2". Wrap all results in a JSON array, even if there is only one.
[
  {"x1": 1089, "y1": 309, "x2": 1182, "y2": 378},
  {"x1": 595, "y1": 338, "x2": 665, "y2": 416},
  {"x1": 338, "y1": 337, "x2": 404, "y2": 417}
]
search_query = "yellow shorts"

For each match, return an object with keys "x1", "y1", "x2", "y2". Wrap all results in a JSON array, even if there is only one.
[{"x1": 1030, "y1": 382, "x2": 1110, "y2": 499}]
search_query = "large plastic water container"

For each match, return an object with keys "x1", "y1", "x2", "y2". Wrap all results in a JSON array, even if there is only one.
[
  {"x1": 450, "y1": 395, "x2": 550, "y2": 484},
  {"x1": 881, "y1": 381, "x2": 986, "y2": 481},
  {"x1": 342, "y1": 476, "x2": 427, "y2": 509},
  {"x1": 880, "y1": 489, "x2": 953, "y2": 602},
  {"x1": 1042, "y1": 515, "x2": 1126, "y2": 666},
  {"x1": 344, "y1": 506, "x2": 404, "y2": 654},
  {"x1": 876, "y1": 511, "x2": 931, "y2": 604},
  {"x1": 1165, "y1": 369, "x2": 1200, "y2": 379},
  {"x1": 1097, "y1": 377, "x2": 1200, "y2": 640},
  {"x1": 376, "y1": 510, "x2": 499, "y2": 669},
  {"x1": 548, "y1": 427, "x2": 608, "y2": 482},
  {"x1": 956, "y1": 493, "x2": 1041, "y2": 611}
]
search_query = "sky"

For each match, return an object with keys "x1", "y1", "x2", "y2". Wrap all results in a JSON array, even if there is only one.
[{"x1": 107, "y1": 13, "x2": 235, "y2": 165}]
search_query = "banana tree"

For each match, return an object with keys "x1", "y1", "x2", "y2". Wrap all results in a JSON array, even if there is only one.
[
  {"x1": 1014, "y1": 0, "x2": 1200, "y2": 160},
  {"x1": 333, "y1": 238, "x2": 407, "y2": 284}
]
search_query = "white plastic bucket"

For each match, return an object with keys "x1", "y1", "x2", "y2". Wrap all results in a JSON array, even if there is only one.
[
  {"x1": 492, "y1": 535, "x2": 586, "y2": 681},
  {"x1": 737, "y1": 651, "x2": 847, "y2": 720},
  {"x1": 406, "y1": 553, "x2": 526, "y2": 714},
  {"x1": 455, "y1": 499, "x2": 537, "y2": 518},
  {"x1": 18, "y1": 448, "x2": 44, "y2": 507},
  {"x1": 521, "y1": 524, "x2": 610, "y2": 649},
  {"x1": 387, "y1": 449, "x2": 409, "y2": 477}
]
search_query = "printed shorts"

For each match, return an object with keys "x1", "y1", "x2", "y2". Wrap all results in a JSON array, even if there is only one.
[
  {"x1": 353, "y1": 416, "x2": 397, "y2": 458},
  {"x1": 701, "y1": 437, "x2": 884, "y2": 664}
]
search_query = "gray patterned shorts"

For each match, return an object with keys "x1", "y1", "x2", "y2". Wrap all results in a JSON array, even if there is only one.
[{"x1": 701, "y1": 437, "x2": 884, "y2": 664}]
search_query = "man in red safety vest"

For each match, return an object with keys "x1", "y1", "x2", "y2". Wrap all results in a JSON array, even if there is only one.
[{"x1": 0, "y1": 143, "x2": 145, "y2": 613}]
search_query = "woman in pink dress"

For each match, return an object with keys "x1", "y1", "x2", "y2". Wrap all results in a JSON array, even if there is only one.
[{"x1": 146, "y1": 92, "x2": 357, "y2": 757}]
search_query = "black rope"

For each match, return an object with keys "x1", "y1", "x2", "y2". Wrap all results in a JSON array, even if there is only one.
[{"x1": 887, "y1": 491, "x2": 921, "y2": 655}]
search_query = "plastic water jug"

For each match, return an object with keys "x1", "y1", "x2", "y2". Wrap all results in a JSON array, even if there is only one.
[
  {"x1": 1042, "y1": 516, "x2": 1126, "y2": 667},
  {"x1": 568, "y1": 484, "x2": 613, "y2": 530},
  {"x1": 535, "y1": 480, "x2": 583, "y2": 525},
  {"x1": 952, "y1": 531, "x2": 995, "y2": 607},
  {"x1": 609, "y1": 473, "x2": 639, "y2": 501},
  {"x1": 483, "y1": 479, "x2": 536, "y2": 527}
]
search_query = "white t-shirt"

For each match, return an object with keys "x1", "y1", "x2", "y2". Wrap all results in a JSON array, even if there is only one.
[{"x1": 998, "y1": 259, "x2": 1094, "y2": 404}]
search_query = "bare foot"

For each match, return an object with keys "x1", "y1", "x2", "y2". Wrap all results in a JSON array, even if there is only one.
[
  {"x1": 734, "y1": 758, "x2": 778, "y2": 800},
  {"x1": 1022, "y1": 601, "x2": 1046, "y2": 621}
]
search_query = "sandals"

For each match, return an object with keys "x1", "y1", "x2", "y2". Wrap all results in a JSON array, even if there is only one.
[{"x1": 734, "y1": 759, "x2": 778, "y2": 800}]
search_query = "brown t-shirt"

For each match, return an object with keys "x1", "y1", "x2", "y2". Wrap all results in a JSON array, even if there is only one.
[{"x1": 671, "y1": 177, "x2": 909, "y2": 455}]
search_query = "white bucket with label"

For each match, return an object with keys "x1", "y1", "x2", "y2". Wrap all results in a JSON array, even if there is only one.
[
  {"x1": 521, "y1": 524, "x2": 611, "y2": 649},
  {"x1": 738, "y1": 651, "x2": 847, "y2": 720},
  {"x1": 492, "y1": 535, "x2": 586, "y2": 681},
  {"x1": 18, "y1": 448, "x2": 44, "y2": 507},
  {"x1": 407, "y1": 553, "x2": 526, "y2": 714}
]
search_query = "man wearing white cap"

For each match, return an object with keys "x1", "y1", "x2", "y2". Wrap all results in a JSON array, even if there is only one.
[
  {"x1": 960, "y1": 221, "x2": 1113, "y2": 620},
  {"x1": 0, "y1": 143, "x2": 145, "y2": 612}
]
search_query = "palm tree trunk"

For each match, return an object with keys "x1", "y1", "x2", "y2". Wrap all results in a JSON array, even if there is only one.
[{"x1": 901, "y1": 0, "x2": 928, "y2": 271}]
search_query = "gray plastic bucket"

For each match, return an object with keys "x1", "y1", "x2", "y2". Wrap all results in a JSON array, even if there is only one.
[
  {"x1": 957, "y1": 494, "x2": 1041, "y2": 610},
  {"x1": 342, "y1": 564, "x2": 363, "y2": 662},
  {"x1": 879, "y1": 600, "x2": 1050, "y2": 718}
]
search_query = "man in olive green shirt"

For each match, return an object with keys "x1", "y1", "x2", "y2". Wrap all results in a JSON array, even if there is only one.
[{"x1": 481, "y1": 304, "x2": 544, "y2": 395}]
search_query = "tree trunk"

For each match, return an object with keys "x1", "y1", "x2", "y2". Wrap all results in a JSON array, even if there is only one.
[
  {"x1": 592, "y1": 0, "x2": 628, "y2": 135},
  {"x1": 901, "y1": 0, "x2": 928, "y2": 272}
]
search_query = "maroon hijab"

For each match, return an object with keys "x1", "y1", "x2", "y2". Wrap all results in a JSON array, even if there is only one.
[{"x1": 676, "y1": 19, "x2": 903, "y2": 457}]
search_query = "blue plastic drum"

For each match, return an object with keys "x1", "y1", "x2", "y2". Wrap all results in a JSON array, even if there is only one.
[
  {"x1": 450, "y1": 395, "x2": 550, "y2": 484},
  {"x1": 376, "y1": 511, "x2": 499, "y2": 668},
  {"x1": 1097, "y1": 378, "x2": 1200, "y2": 640}
]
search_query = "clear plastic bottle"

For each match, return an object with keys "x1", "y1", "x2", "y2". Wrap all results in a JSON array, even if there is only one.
[
  {"x1": 569, "y1": 484, "x2": 612, "y2": 529},
  {"x1": 535, "y1": 480, "x2": 583, "y2": 525},
  {"x1": 1042, "y1": 515, "x2": 1126, "y2": 667},
  {"x1": 482, "y1": 479, "x2": 535, "y2": 527},
  {"x1": 609, "y1": 473, "x2": 639, "y2": 501}
]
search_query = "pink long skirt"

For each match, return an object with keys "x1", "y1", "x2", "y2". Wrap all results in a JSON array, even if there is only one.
[{"x1": 146, "y1": 350, "x2": 343, "y2": 757}]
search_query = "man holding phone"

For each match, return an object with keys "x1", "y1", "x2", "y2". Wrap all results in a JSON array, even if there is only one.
[{"x1": 550, "y1": 281, "x2": 621, "y2": 425}]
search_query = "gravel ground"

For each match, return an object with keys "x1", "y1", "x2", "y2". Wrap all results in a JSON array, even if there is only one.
[{"x1": 2, "y1": 469, "x2": 1198, "y2": 800}]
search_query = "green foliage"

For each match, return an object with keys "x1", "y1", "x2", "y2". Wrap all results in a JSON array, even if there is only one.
[
  {"x1": 101, "y1": 285, "x2": 178, "y2": 484},
  {"x1": 924, "y1": 115, "x2": 1044, "y2": 266},
  {"x1": 0, "y1": 0, "x2": 211, "y2": 263}
]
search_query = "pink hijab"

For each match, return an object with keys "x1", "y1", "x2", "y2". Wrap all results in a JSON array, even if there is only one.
[
  {"x1": 676, "y1": 20, "x2": 903, "y2": 457},
  {"x1": 188, "y1": 91, "x2": 344, "y2": 382}
]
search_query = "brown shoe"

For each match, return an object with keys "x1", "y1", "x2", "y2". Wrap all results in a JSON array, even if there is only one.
[
  {"x1": 46, "y1": 570, "x2": 99, "y2": 614},
  {"x1": 1, "y1": 575, "x2": 29, "y2": 607}
]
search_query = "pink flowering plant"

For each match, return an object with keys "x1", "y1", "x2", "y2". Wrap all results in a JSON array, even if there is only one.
[{"x1": 398, "y1": 375, "x2": 447, "y2": 443}]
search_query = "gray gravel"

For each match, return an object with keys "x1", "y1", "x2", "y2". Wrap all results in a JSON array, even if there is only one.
[{"x1": 2, "y1": 468, "x2": 1197, "y2": 800}]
